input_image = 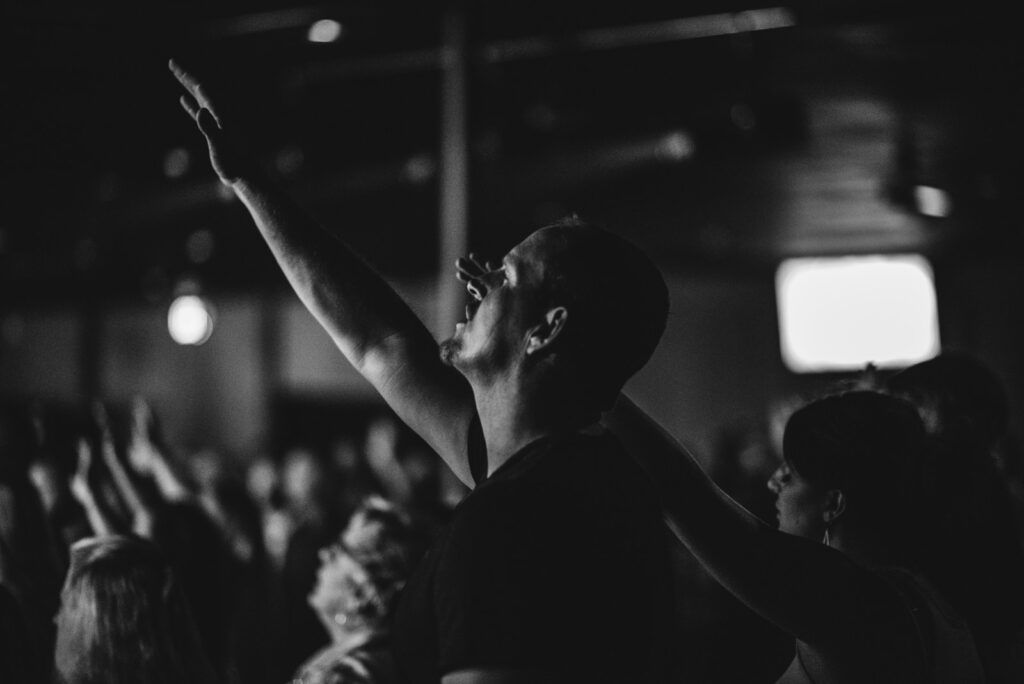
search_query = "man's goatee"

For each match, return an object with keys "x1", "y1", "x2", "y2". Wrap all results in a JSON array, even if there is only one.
[{"x1": 439, "y1": 338, "x2": 458, "y2": 366}]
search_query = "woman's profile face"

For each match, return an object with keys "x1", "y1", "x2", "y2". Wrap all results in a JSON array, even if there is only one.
[{"x1": 767, "y1": 461, "x2": 830, "y2": 541}]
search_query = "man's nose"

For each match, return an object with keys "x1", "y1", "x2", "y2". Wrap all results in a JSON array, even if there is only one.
[{"x1": 767, "y1": 467, "x2": 783, "y2": 494}]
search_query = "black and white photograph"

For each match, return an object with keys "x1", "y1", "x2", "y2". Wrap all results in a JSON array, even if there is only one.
[{"x1": 3, "y1": 1, "x2": 1023, "y2": 682}]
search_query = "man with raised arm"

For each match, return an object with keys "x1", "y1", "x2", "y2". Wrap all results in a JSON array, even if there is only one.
[{"x1": 171, "y1": 60, "x2": 673, "y2": 684}]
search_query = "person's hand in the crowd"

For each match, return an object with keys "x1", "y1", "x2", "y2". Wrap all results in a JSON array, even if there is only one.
[
  {"x1": 70, "y1": 438, "x2": 94, "y2": 508},
  {"x1": 128, "y1": 397, "x2": 190, "y2": 503},
  {"x1": 95, "y1": 401, "x2": 156, "y2": 537},
  {"x1": 169, "y1": 59, "x2": 252, "y2": 185},
  {"x1": 70, "y1": 436, "x2": 115, "y2": 536},
  {"x1": 128, "y1": 397, "x2": 161, "y2": 476},
  {"x1": 92, "y1": 401, "x2": 119, "y2": 472}
]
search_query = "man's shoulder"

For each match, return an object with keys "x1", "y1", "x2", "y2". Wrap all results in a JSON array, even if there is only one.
[
  {"x1": 547, "y1": 429, "x2": 653, "y2": 497},
  {"x1": 453, "y1": 429, "x2": 659, "y2": 539},
  {"x1": 525, "y1": 428, "x2": 631, "y2": 477},
  {"x1": 469, "y1": 429, "x2": 634, "y2": 500}
]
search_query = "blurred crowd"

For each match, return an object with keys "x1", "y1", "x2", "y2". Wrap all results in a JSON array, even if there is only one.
[
  {"x1": 0, "y1": 397, "x2": 448, "y2": 684},
  {"x1": 2, "y1": 353, "x2": 1024, "y2": 683}
]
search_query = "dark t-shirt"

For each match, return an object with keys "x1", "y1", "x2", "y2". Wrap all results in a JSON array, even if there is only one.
[{"x1": 392, "y1": 429, "x2": 673, "y2": 683}]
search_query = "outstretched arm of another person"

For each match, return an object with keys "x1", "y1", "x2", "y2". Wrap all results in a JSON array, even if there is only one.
[
  {"x1": 70, "y1": 439, "x2": 115, "y2": 538},
  {"x1": 127, "y1": 398, "x2": 191, "y2": 504},
  {"x1": 94, "y1": 402, "x2": 155, "y2": 538},
  {"x1": 169, "y1": 61, "x2": 478, "y2": 485},
  {"x1": 604, "y1": 395, "x2": 911, "y2": 654}
]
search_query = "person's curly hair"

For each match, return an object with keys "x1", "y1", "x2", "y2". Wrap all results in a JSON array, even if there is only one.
[{"x1": 335, "y1": 496, "x2": 418, "y2": 625}]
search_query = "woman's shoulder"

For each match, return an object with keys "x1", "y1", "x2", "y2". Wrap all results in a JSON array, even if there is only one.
[
  {"x1": 895, "y1": 570, "x2": 987, "y2": 681},
  {"x1": 784, "y1": 564, "x2": 962, "y2": 684},
  {"x1": 865, "y1": 567, "x2": 986, "y2": 684}
]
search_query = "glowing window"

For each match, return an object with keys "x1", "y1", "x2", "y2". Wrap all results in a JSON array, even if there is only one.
[{"x1": 776, "y1": 255, "x2": 940, "y2": 372}]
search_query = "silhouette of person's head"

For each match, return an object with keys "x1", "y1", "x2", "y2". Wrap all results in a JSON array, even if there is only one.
[
  {"x1": 54, "y1": 535, "x2": 217, "y2": 684},
  {"x1": 443, "y1": 217, "x2": 668, "y2": 416}
]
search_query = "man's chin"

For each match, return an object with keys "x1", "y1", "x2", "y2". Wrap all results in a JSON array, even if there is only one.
[{"x1": 439, "y1": 338, "x2": 460, "y2": 366}]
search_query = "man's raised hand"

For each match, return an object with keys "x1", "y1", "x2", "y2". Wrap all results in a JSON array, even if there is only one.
[
  {"x1": 455, "y1": 253, "x2": 494, "y2": 284},
  {"x1": 169, "y1": 59, "x2": 250, "y2": 184}
]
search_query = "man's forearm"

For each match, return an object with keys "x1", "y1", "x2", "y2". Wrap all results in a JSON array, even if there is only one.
[
  {"x1": 168, "y1": 58, "x2": 429, "y2": 369},
  {"x1": 169, "y1": 59, "x2": 476, "y2": 482},
  {"x1": 228, "y1": 170, "x2": 479, "y2": 485},
  {"x1": 231, "y1": 172, "x2": 435, "y2": 372},
  {"x1": 606, "y1": 397, "x2": 889, "y2": 647}
]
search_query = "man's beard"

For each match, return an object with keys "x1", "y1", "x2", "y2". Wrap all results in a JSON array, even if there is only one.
[{"x1": 439, "y1": 337, "x2": 460, "y2": 366}]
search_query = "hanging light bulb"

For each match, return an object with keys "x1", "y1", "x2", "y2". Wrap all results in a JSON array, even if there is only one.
[
  {"x1": 308, "y1": 19, "x2": 343, "y2": 43},
  {"x1": 167, "y1": 295, "x2": 215, "y2": 346}
]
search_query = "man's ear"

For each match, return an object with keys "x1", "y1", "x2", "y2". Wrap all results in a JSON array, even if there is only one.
[
  {"x1": 525, "y1": 307, "x2": 568, "y2": 355},
  {"x1": 822, "y1": 489, "x2": 847, "y2": 525}
]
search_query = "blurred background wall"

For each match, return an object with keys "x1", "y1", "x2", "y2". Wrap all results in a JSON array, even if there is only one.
[{"x1": 3, "y1": 0, "x2": 1023, "y2": 465}]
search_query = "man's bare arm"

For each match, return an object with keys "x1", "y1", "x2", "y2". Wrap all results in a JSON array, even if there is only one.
[{"x1": 169, "y1": 60, "x2": 477, "y2": 485}]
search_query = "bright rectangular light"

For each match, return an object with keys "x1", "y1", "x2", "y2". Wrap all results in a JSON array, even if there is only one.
[{"x1": 776, "y1": 255, "x2": 940, "y2": 372}]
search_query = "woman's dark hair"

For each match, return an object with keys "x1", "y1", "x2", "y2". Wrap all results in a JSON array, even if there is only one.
[
  {"x1": 783, "y1": 391, "x2": 927, "y2": 561},
  {"x1": 887, "y1": 353, "x2": 1008, "y2": 453},
  {"x1": 887, "y1": 354, "x2": 1024, "y2": 637},
  {"x1": 54, "y1": 535, "x2": 218, "y2": 684}
]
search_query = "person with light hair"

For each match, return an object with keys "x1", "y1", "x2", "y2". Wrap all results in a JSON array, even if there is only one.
[
  {"x1": 293, "y1": 498, "x2": 417, "y2": 684},
  {"x1": 53, "y1": 535, "x2": 218, "y2": 684}
]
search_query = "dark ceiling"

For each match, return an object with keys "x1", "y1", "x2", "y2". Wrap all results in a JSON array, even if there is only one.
[{"x1": 3, "y1": 1, "x2": 1022, "y2": 305}]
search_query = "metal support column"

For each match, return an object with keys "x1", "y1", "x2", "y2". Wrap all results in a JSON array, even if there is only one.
[{"x1": 436, "y1": 9, "x2": 469, "y2": 339}]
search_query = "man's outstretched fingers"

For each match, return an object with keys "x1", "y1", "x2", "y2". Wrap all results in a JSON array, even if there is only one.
[
  {"x1": 179, "y1": 94, "x2": 200, "y2": 120},
  {"x1": 169, "y1": 59, "x2": 199, "y2": 97},
  {"x1": 170, "y1": 59, "x2": 222, "y2": 125},
  {"x1": 456, "y1": 258, "x2": 474, "y2": 281},
  {"x1": 169, "y1": 60, "x2": 199, "y2": 93},
  {"x1": 196, "y1": 108, "x2": 221, "y2": 139}
]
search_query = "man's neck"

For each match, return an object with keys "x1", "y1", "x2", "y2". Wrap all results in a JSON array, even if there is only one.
[{"x1": 473, "y1": 375, "x2": 590, "y2": 477}]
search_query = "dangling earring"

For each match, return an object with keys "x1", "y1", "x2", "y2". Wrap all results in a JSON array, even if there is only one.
[{"x1": 822, "y1": 525, "x2": 831, "y2": 547}]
